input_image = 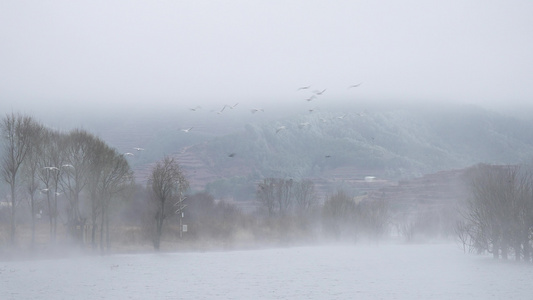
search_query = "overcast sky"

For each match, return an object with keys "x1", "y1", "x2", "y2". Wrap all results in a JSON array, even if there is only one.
[{"x1": 1, "y1": 1, "x2": 533, "y2": 113}]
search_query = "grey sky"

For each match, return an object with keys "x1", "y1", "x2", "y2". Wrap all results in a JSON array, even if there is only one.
[{"x1": 1, "y1": 1, "x2": 533, "y2": 112}]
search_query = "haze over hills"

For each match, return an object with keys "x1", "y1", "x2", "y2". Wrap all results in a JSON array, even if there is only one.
[
  {"x1": 52, "y1": 100, "x2": 533, "y2": 202},
  {"x1": 1, "y1": 99, "x2": 533, "y2": 255},
  {"x1": 3, "y1": 5, "x2": 533, "y2": 298}
]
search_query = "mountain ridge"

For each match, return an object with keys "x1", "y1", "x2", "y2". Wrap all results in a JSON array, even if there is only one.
[{"x1": 114, "y1": 103, "x2": 533, "y2": 201}]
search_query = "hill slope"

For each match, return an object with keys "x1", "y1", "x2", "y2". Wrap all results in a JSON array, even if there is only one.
[{"x1": 97, "y1": 103, "x2": 533, "y2": 200}]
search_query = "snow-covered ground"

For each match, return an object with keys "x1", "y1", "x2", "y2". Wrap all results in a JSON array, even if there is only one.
[{"x1": 2, "y1": 242, "x2": 533, "y2": 299}]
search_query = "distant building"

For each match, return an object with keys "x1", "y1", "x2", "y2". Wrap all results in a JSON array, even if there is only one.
[{"x1": 364, "y1": 176, "x2": 376, "y2": 182}]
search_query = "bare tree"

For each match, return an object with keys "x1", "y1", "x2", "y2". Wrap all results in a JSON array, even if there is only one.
[
  {"x1": 454, "y1": 220, "x2": 472, "y2": 253},
  {"x1": 257, "y1": 178, "x2": 276, "y2": 217},
  {"x1": 462, "y1": 164, "x2": 505, "y2": 258},
  {"x1": 21, "y1": 121, "x2": 45, "y2": 247},
  {"x1": 256, "y1": 178, "x2": 297, "y2": 217},
  {"x1": 514, "y1": 167, "x2": 533, "y2": 261},
  {"x1": 293, "y1": 179, "x2": 317, "y2": 213},
  {"x1": 322, "y1": 190, "x2": 356, "y2": 239},
  {"x1": 36, "y1": 129, "x2": 65, "y2": 241},
  {"x1": 97, "y1": 147, "x2": 133, "y2": 253},
  {"x1": 276, "y1": 178, "x2": 293, "y2": 216},
  {"x1": 148, "y1": 156, "x2": 189, "y2": 250},
  {"x1": 60, "y1": 129, "x2": 95, "y2": 241},
  {"x1": 86, "y1": 137, "x2": 112, "y2": 249},
  {"x1": 357, "y1": 198, "x2": 389, "y2": 239},
  {"x1": 1, "y1": 113, "x2": 39, "y2": 244},
  {"x1": 86, "y1": 138, "x2": 107, "y2": 249},
  {"x1": 460, "y1": 164, "x2": 533, "y2": 261}
]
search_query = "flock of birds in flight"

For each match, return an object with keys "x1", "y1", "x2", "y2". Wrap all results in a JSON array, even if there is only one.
[
  {"x1": 123, "y1": 83, "x2": 363, "y2": 158},
  {"x1": 182, "y1": 83, "x2": 363, "y2": 134},
  {"x1": 36, "y1": 83, "x2": 363, "y2": 188}
]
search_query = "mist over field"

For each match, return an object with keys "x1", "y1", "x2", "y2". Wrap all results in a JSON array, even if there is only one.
[
  {"x1": 2, "y1": 1, "x2": 533, "y2": 299},
  {"x1": 4, "y1": 243, "x2": 533, "y2": 300},
  {"x1": 2, "y1": 99, "x2": 533, "y2": 299}
]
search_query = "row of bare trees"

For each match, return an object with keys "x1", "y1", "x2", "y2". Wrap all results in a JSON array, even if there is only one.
[
  {"x1": 457, "y1": 164, "x2": 533, "y2": 261},
  {"x1": 256, "y1": 178, "x2": 317, "y2": 217},
  {"x1": 256, "y1": 178, "x2": 390, "y2": 241},
  {"x1": 1, "y1": 113, "x2": 38, "y2": 245},
  {"x1": 322, "y1": 190, "x2": 389, "y2": 240},
  {"x1": 1, "y1": 113, "x2": 134, "y2": 252},
  {"x1": 0, "y1": 113, "x2": 391, "y2": 252}
]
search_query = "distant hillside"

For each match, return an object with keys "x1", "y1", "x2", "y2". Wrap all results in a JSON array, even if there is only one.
[
  {"x1": 88, "y1": 103, "x2": 533, "y2": 201},
  {"x1": 189, "y1": 104, "x2": 533, "y2": 191}
]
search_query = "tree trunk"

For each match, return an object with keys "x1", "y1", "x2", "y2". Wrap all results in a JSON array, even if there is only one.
[
  {"x1": 99, "y1": 206, "x2": 105, "y2": 255},
  {"x1": 30, "y1": 195, "x2": 35, "y2": 248},
  {"x1": 71, "y1": 192, "x2": 82, "y2": 243},
  {"x1": 45, "y1": 193, "x2": 52, "y2": 238},
  {"x1": 91, "y1": 215, "x2": 97, "y2": 250},
  {"x1": 105, "y1": 206, "x2": 110, "y2": 251},
  {"x1": 523, "y1": 229, "x2": 531, "y2": 263},
  {"x1": 91, "y1": 192, "x2": 98, "y2": 249},
  {"x1": 501, "y1": 236, "x2": 508, "y2": 260},
  {"x1": 492, "y1": 239, "x2": 499, "y2": 259},
  {"x1": 9, "y1": 182, "x2": 16, "y2": 245},
  {"x1": 515, "y1": 242, "x2": 521, "y2": 262},
  {"x1": 153, "y1": 208, "x2": 164, "y2": 250},
  {"x1": 52, "y1": 192, "x2": 58, "y2": 241}
]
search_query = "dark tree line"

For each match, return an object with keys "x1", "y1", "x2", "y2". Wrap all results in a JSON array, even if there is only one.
[
  {"x1": 458, "y1": 164, "x2": 533, "y2": 262},
  {"x1": 0, "y1": 113, "x2": 134, "y2": 252},
  {"x1": 256, "y1": 178, "x2": 390, "y2": 242},
  {"x1": 182, "y1": 192, "x2": 244, "y2": 241},
  {"x1": 256, "y1": 178, "x2": 317, "y2": 217},
  {"x1": 322, "y1": 190, "x2": 389, "y2": 240},
  {"x1": 0, "y1": 112, "x2": 402, "y2": 253},
  {"x1": 0, "y1": 113, "x2": 236, "y2": 253}
]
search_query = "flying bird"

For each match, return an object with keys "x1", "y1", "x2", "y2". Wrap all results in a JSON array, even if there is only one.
[
  {"x1": 43, "y1": 166, "x2": 59, "y2": 171},
  {"x1": 337, "y1": 114, "x2": 346, "y2": 120},
  {"x1": 276, "y1": 126, "x2": 286, "y2": 133},
  {"x1": 61, "y1": 164, "x2": 74, "y2": 168},
  {"x1": 251, "y1": 108, "x2": 264, "y2": 114},
  {"x1": 305, "y1": 95, "x2": 316, "y2": 102},
  {"x1": 313, "y1": 89, "x2": 326, "y2": 95},
  {"x1": 189, "y1": 106, "x2": 201, "y2": 111},
  {"x1": 348, "y1": 83, "x2": 363, "y2": 88},
  {"x1": 230, "y1": 102, "x2": 239, "y2": 109},
  {"x1": 228, "y1": 153, "x2": 236, "y2": 158},
  {"x1": 217, "y1": 105, "x2": 229, "y2": 114},
  {"x1": 123, "y1": 152, "x2": 134, "y2": 156},
  {"x1": 181, "y1": 127, "x2": 193, "y2": 133},
  {"x1": 133, "y1": 147, "x2": 145, "y2": 151},
  {"x1": 297, "y1": 85, "x2": 311, "y2": 91}
]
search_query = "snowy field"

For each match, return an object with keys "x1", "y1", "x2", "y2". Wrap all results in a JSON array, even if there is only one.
[{"x1": 2, "y1": 242, "x2": 533, "y2": 300}]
